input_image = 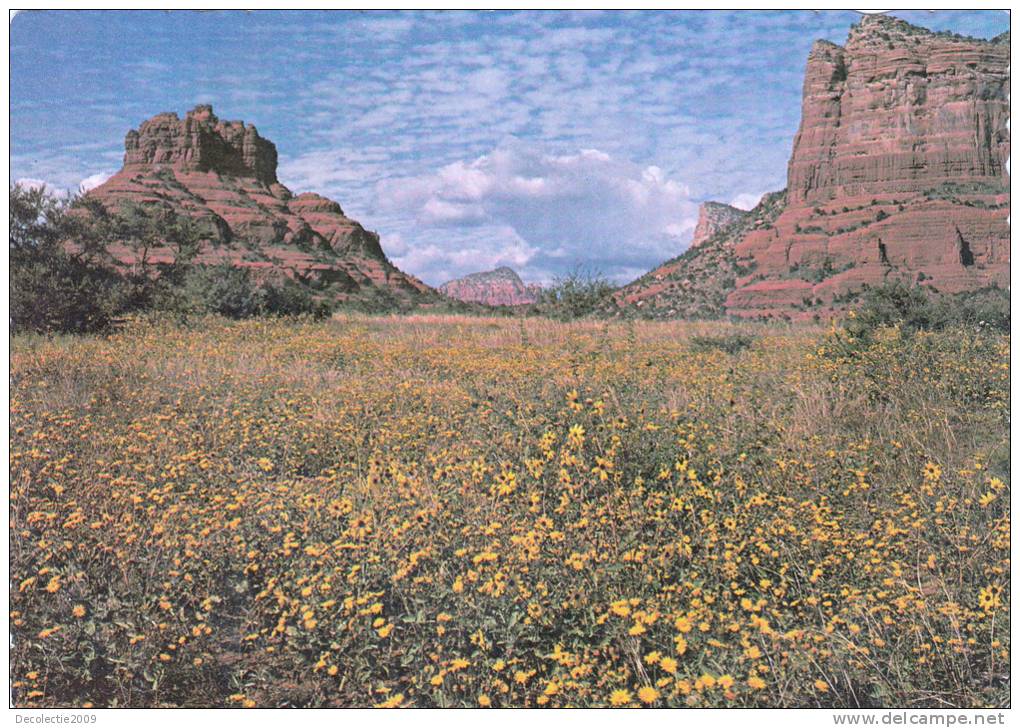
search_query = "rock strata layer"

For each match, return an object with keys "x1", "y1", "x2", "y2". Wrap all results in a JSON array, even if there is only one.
[{"x1": 613, "y1": 15, "x2": 1009, "y2": 320}]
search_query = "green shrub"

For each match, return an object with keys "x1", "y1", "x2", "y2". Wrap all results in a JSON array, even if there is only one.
[
  {"x1": 845, "y1": 280, "x2": 936, "y2": 340},
  {"x1": 689, "y1": 333, "x2": 757, "y2": 354},
  {"x1": 263, "y1": 279, "x2": 332, "y2": 319},
  {"x1": 536, "y1": 266, "x2": 616, "y2": 320},
  {"x1": 182, "y1": 266, "x2": 333, "y2": 320},
  {"x1": 10, "y1": 247, "x2": 127, "y2": 334},
  {"x1": 847, "y1": 281, "x2": 1010, "y2": 341},
  {"x1": 182, "y1": 264, "x2": 265, "y2": 318},
  {"x1": 931, "y1": 287, "x2": 1010, "y2": 333},
  {"x1": 10, "y1": 184, "x2": 127, "y2": 334}
]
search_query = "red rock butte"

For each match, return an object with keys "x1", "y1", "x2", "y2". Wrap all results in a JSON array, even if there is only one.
[
  {"x1": 85, "y1": 104, "x2": 434, "y2": 305},
  {"x1": 615, "y1": 15, "x2": 1009, "y2": 320},
  {"x1": 690, "y1": 202, "x2": 748, "y2": 250},
  {"x1": 729, "y1": 15, "x2": 1009, "y2": 318}
]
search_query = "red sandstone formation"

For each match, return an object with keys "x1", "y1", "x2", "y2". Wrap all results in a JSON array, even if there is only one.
[
  {"x1": 84, "y1": 105, "x2": 434, "y2": 306},
  {"x1": 613, "y1": 15, "x2": 1009, "y2": 320},
  {"x1": 728, "y1": 15, "x2": 1009, "y2": 319},
  {"x1": 690, "y1": 202, "x2": 748, "y2": 249},
  {"x1": 439, "y1": 266, "x2": 541, "y2": 306}
]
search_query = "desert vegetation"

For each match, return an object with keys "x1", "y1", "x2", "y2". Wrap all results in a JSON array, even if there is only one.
[{"x1": 10, "y1": 308, "x2": 1009, "y2": 708}]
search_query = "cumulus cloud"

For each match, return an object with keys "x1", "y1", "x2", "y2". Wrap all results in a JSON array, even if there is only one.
[
  {"x1": 79, "y1": 171, "x2": 114, "y2": 193},
  {"x1": 377, "y1": 141, "x2": 699, "y2": 285},
  {"x1": 729, "y1": 192, "x2": 765, "y2": 211},
  {"x1": 390, "y1": 225, "x2": 540, "y2": 286},
  {"x1": 13, "y1": 177, "x2": 74, "y2": 199},
  {"x1": 14, "y1": 177, "x2": 52, "y2": 192},
  {"x1": 14, "y1": 171, "x2": 114, "y2": 198}
]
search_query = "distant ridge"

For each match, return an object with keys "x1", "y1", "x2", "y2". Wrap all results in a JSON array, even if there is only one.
[{"x1": 439, "y1": 266, "x2": 541, "y2": 307}]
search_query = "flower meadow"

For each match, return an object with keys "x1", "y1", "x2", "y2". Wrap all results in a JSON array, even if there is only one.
[{"x1": 10, "y1": 315, "x2": 1009, "y2": 708}]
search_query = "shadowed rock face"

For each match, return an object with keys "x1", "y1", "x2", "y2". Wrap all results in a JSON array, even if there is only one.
[
  {"x1": 439, "y1": 266, "x2": 540, "y2": 306},
  {"x1": 123, "y1": 104, "x2": 280, "y2": 187},
  {"x1": 85, "y1": 105, "x2": 434, "y2": 305},
  {"x1": 613, "y1": 15, "x2": 1009, "y2": 320}
]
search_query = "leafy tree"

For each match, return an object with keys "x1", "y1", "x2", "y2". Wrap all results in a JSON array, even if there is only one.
[
  {"x1": 10, "y1": 184, "x2": 126, "y2": 334},
  {"x1": 112, "y1": 202, "x2": 202, "y2": 309}
]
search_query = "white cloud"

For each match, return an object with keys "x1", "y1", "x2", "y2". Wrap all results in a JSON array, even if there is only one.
[
  {"x1": 13, "y1": 171, "x2": 114, "y2": 198},
  {"x1": 14, "y1": 177, "x2": 52, "y2": 191},
  {"x1": 13, "y1": 177, "x2": 74, "y2": 198},
  {"x1": 390, "y1": 225, "x2": 540, "y2": 286},
  {"x1": 79, "y1": 170, "x2": 114, "y2": 193},
  {"x1": 729, "y1": 191, "x2": 764, "y2": 210},
  {"x1": 376, "y1": 141, "x2": 700, "y2": 285}
]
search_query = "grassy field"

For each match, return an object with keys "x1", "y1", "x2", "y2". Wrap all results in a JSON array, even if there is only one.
[{"x1": 9, "y1": 314, "x2": 1009, "y2": 707}]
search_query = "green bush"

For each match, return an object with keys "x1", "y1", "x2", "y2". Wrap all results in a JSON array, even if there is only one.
[
  {"x1": 840, "y1": 281, "x2": 1009, "y2": 350},
  {"x1": 845, "y1": 281, "x2": 936, "y2": 340},
  {"x1": 689, "y1": 333, "x2": 757, "y2": 355},
  {"x1": 931, "y1": 287, "x2": 1010, "y2": 333},
  {"x1": 536, "y1": 266, "x2": 616, "y2": 320},
  {"x1": 10, "y1": 184, "x2": 127, "y2": 334},
  {"x1": 180, "y1": 266, "x2": 332, "y2": 320},
  {"x1": 182, "y1": 264, "x2": 265, "y2": 318},
  {"x1": 263, "y1": 279, "x2": 332, "y2": 319}
]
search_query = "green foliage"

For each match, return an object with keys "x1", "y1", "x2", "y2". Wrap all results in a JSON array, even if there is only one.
[
  {"x1": 689, "y1": 333, "x2": 757, "y2": 355},
  {"x1": 181, "y1": 264, "x2": 265, "y2": 319},
  {"x1": 110, "y1": 201, "x2": 203, "y2": 309},
  {"x1": 179, "y1": 266, "x2": 333, "y2": 320},
  {"x1": 931, "y1": 288, "x2": 1011, "y2": 333},
  {"x1": 10, "y1": 184, "x2": 127, "y2": 334},
  {"x1": 845, "y1": 281, "x2": 1010, "y2": 343},
  {"x1": 536, "y1": 266, "x2": 616, "y2": 320},
  {"x1": 263, "y1": 278, "x2": 332, "y2": 319}
]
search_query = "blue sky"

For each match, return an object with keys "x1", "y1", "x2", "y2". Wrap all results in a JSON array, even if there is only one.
[{"x1": 10, "y1": 10, "x2": 1009, "y2": 285}]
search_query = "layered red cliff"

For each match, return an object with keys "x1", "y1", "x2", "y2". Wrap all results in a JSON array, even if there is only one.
[
  {"x1": 84, "y1": 105, "x2": 434, "y2": 305},
  {"x1": 728, "y1": 15, "x2": 1009, "y2": 318}
]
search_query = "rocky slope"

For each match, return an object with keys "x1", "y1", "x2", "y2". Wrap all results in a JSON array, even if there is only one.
[
  {"x1": 610, "y1": 192, "x2": 786, "y2": 319},
  {"x1": 83, "y1": 105, "x2": 435, "y2": 307},
  {"x1": 614, "y1": 15, "x2": 1009, "y2": 320},
  {"x1": 439, "y1": 266, "x2": 541, "y2": 306}
]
